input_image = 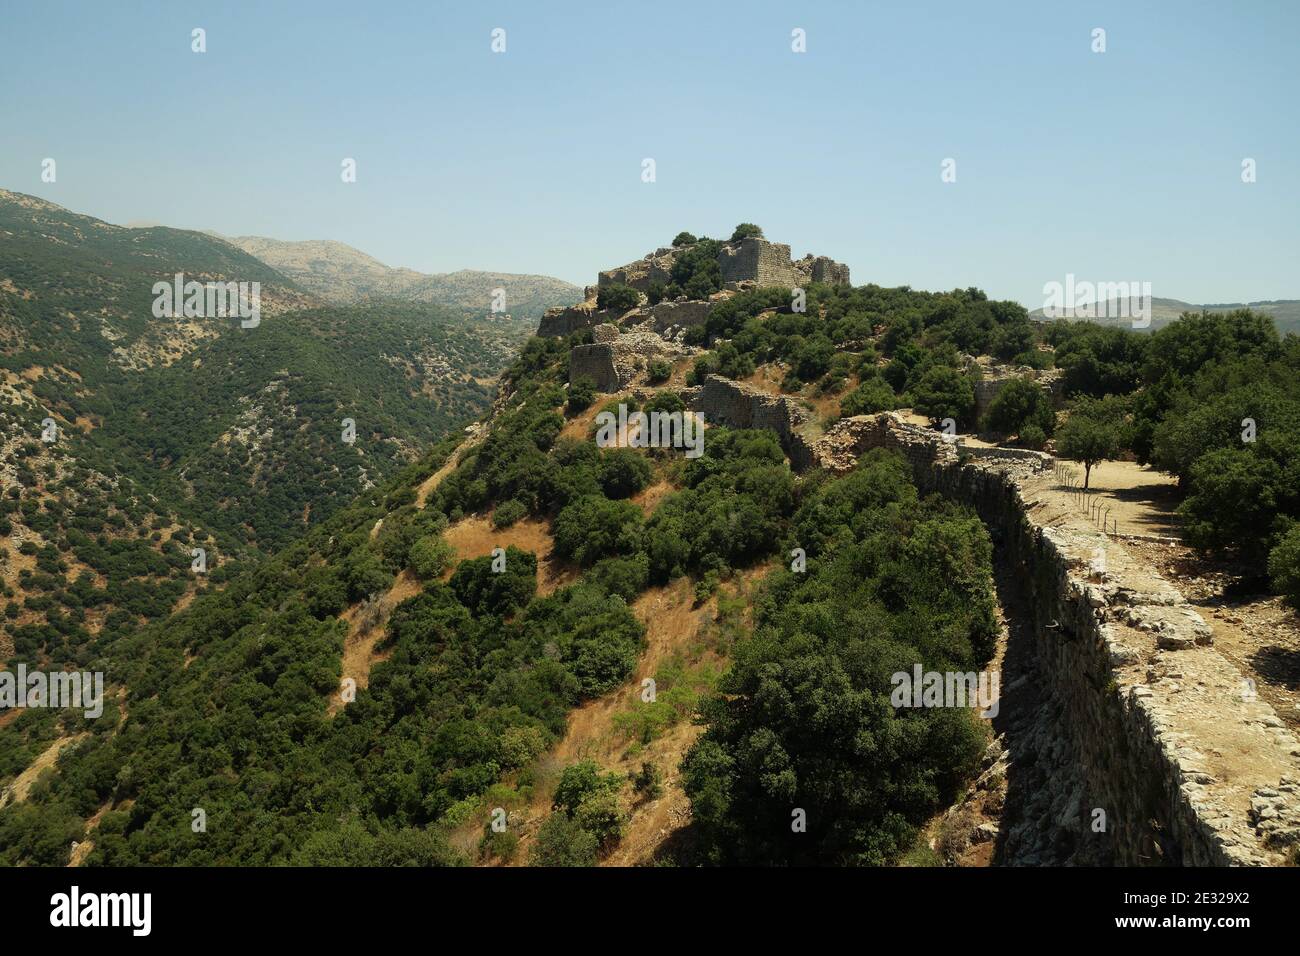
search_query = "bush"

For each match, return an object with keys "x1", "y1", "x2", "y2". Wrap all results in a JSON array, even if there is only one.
[
  {"x1": 530, "y1": 813, "x2": 599, "y2": 867},
  {"x1": 1180, "y1": 448, "x2": 1283, "y2": 569},
  {"x1": 647, "y1": 359, "x2": 672, "y2": 384},
  {"x1": 551, "y1": 760, "x2": 626, "y2": 849},
  {"x1": 492, "y1": 500, "x2": 527, "y2": 529},
  {"x1": 449, "y1": 546, "x2": 538, "y2": 616},
  {"x1": 1268, "y1": 526, "x2": 1300, "y2": 608},
  {"x1": 671, "y1": 232, "x2": 697, "y2": 247},
  {"x1": 910, "y1": 365, "x2": 975, "y2": 428},
  {"x1": 840, "y1": 378, "x2": 900, "y2": 417},
  {"x1": 729, "y1": 223, "x2": 763, "y2": 242},
  {"x1": 1019, "y1": 424, "x2": 1047, "y2": 449},
  {"x1": 409, "y1": 535, "x2": 454, "y2": 579},
  {"x1": 552, "y1": 495, "x2": 643, "y2": 566},
  {"x1": 597, "y1": 449, "x2": 652, "y2": 499},
  {"x1": 596, "y1": 284, "x2": 640, "y2": 312},
  {"x1": 983, "y1": 377, "x2": 1055, "y2": 438},
  {"x1": 631, "y1": 762, "x2": 663, "y2": 800},
  {"x1": 567, "y1": 377, "x2": 597, "y2": 414}
]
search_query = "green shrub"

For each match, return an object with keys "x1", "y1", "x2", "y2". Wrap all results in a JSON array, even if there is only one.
[
  {"x1": 596, "y1": 284, "x2": 640, "y2": 312},
  {"x1": 409, "y1": 535, "x2": 454, "y2": 579},
  {"x1": 1269, "y1": 526, "x2": 1300, "y2": 607},
  {"x1": 983, "y1": 377, "x2": 1055, "y2": 437},
  {"x1": 840, "y1": 379, "x2": 900, "y2": 417},
  {"x1": 567, "y1": 377, "x2": 597, "y2": 414},
  {"x1": 631, "y1": 762, "x2": 664, "y2": 799},
  {"x1": 492, "y1": 500, "x2": 527, "y2": 529},
  {"x1": 1019, "y1": 424, "x2": 1047, "y2": 449},
  {"x1": 530, "y1": 813, "x2": 599, "y2": 867}
]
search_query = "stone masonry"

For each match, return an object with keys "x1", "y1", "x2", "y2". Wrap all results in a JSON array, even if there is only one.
[
  {"x1": 972, "y1": 366, "x2": 1066, "y2": 420},
  {"x1": 569, "y1": 324, "x2": 694, "y2": 392},
  {"x1": 812, "y1": 412, "x2": 1300, "y2": 865}
]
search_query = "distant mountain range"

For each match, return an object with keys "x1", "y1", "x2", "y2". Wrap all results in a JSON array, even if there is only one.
[
  {"x1": 218, "y1": 234, "x2": 583, "y2": 319},
  {"x1": 1029, "y1": 296, "x2": 1300, "y2": 335}
]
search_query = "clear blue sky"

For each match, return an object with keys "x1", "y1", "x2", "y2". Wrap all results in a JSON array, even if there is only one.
[{"x1": 2, "y1": 0, "x2": 1296, "y2": 306}]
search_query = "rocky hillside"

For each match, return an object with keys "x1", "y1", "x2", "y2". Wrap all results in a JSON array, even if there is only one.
[
  {"x1": 222, "y1": 234, "x2": 583, "y2": 319},
  {"x1": 0, "y1": 190, "x2": 533, "y2": 725},
  {"x1": 0, "y1": 224, "x2": 1016, "y2": 866}
]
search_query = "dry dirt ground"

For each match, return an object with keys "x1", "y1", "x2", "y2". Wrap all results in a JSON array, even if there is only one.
[
  {"x1": 1027, "y1": 460, "x2": 1300, "y2": 731},
  {"x1": 1125, "y1": 538, "x2": 1300, "y2": 732},
  {"x1": 442, "y1": 515, "x2": 578, "y2": 597},
  {"x1": 327, "y1": 570, "x2": 422, "y2": 716}
]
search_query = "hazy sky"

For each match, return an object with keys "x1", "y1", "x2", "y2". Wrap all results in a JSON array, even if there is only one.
[{"x1": 2, "y1": 0, "x2": 1296, "y2": 306}]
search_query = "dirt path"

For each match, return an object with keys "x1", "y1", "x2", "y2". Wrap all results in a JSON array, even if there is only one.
[
  {"x1": 0, "y1": 734, "x2": 89, "y2": 811},
  {"x1": 1039, "y1": 459, "x2": 1181, "y2": 538},
  {"x1": 328, "y1": 570, "x2": 423, "y2": 715}
]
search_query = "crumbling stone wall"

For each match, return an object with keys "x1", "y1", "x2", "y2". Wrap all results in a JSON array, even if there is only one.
[
  {"x1": 797, "y1": 254, "x2": 852, "y2": 286},
  {"x1": 830, "y1": 412, "x2": 1300, "y2": 866},
  {"x1": 690, "y1": 375, "x2": 813, "y2": 461},
  {"x1": 646, "y1": 299, "x2": 711, "y2": 333},
  {"x1": 719, "y1": 237, "x2": 798, "y2": 287},
  {"x1": 569, "y1": 343, "x2": 620, "y2": 391},
  {"x1": 538, "y1": 302, "x2": 609, "y2": 337},
  {"x1": 973, "y1": 367, "x2": 1066, "y2": 420},
  {"x1": 569, "y1": 326, "x2": 694, "y2": 392},
  {"x1": 598, "y1": 247, "x2": 678, "y2": 291}
]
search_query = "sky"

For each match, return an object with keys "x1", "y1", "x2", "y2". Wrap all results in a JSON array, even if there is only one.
[{"x1": 1, "y1": 0, "x2": 1296, "y2": 307}]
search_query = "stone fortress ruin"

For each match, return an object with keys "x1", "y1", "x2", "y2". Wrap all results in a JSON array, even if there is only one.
[
  {"x1": 536, "y1": 232, "x2": 1300, "y2": 866},
  {"x1": 539, "y1": 232, "x2": 851, "y2": 392}
]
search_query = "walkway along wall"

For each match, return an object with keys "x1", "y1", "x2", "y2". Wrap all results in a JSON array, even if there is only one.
[{"x1": 688, "y1": 373, "x2": 1300, "y2": 866}]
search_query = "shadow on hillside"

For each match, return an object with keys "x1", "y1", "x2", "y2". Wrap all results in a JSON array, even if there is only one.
[{"x1": 1249, "y1": 645, "x2": 1300, "y2": 691}]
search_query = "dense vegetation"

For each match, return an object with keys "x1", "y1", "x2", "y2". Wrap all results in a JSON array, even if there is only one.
[
  {"x1": 682, "y1": 450, "x2": 996, "y2": 864},
  {"x1": 682, "y1": 281, "x2": 1034, "y2": 426},
  {"x1": 1045, "y1": 311, "x2": 1300, "y2": 593},
  {"x1": 0, "y1": 191, "x2": 530, "y2": 691}
]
